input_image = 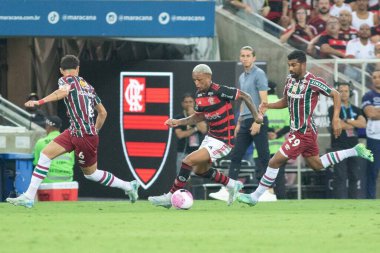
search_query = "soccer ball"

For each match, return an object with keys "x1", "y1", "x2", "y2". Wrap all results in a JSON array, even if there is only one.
[{"x1": 171, "y1": 189, "x2": 193, "y2": 210}]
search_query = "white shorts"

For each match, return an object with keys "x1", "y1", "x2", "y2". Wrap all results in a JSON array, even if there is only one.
[{"x1": 199, "y1": 135, "x2": 232, "y2": 162}]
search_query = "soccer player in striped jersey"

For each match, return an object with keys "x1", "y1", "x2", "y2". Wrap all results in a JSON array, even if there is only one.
[
  {"x1": 7, "y1": 55, "x2": 140, "y2": 208},
  {"x1": 148, "y1": 64, "x2": 263, "y2": 208},
  {"x1": 238, "y1": 50, "x2": 374, "y2": 206}
]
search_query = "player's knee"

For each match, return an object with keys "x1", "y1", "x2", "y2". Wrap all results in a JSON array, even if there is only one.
[{"x1": 182, "y1": 157, "x2": 195, "y2": 167}]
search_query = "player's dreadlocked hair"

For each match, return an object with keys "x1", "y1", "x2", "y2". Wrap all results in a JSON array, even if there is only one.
[{"x1": 288, "y1": 50, "x2": 306, "y2": 63}]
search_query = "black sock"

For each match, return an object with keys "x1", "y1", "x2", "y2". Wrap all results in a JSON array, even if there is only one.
[
  {"x1": 197, "y1": 168, "x2": 230, "y2": 186},
  {"x1": 169, "y1": 162, "x2": 192, "y2": 193}
]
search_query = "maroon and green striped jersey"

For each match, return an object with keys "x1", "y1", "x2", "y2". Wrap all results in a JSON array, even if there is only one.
[
  {"x1": 58, "y1": 75, "x2": 101, "y2": 137},
  {"x1": 284, "y1": 72, "x2": 333, "y2": 134},
  {"x1": 195, "y1": 83, "x2": 240, "y2": 146}
]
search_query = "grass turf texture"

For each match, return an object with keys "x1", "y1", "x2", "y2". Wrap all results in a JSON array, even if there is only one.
[{"x1": 1, "y1": 200, "x2": 380, "y2": 253}]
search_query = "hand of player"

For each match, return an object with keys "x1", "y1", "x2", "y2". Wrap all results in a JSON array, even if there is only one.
[
  {"x1": 259, "y1": 102, "x2": 268, "y2": 114},
  {"x1": 164, "y1": 118, "x2": 179, "y2": 128},
  {"x1": 24, "y1": 100, "x2": 39, "y2": 108},
  {"x1": 250, "y1": 122, "x2": 261, "y2": 136},
  {"x1": 332, "y1": 117, "x2": 342, "y2": 139},
  {"x1": 254, "y1": 113, "x2": 264, "y2": 124}
]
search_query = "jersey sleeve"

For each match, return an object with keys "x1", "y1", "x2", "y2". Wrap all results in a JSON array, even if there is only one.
[
  {"x1": 215, "y1": 84, "x2": 240, "y2": 101},
  {"x1": 94, "y1": 91, "x2": 102, "y2": 105},
  {"x1": 361, "y1": 92, "x2": 373, "y2": 109},
  {"x1": 316, "y1": 35, "x2": 329, "y2": 47},
  {"x1": 58, "y1": 77, "x2": 72, "y2": 93},
  {"x1": 309, "y1": 77, "x2": 333, "y2": 96}
]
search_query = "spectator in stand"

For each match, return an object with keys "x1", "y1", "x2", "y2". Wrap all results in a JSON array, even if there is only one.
[
  {"x1": 309, "y1": 0, "x2": 331, "y2": 35},
  {"x1": 265, "y1": 0, "x2": 289, "y2": 27},
  {"x1": 224, "y1": 0, "x2": 268, "y2": 15},
  {"x1": 370, "y1": 23, "x2": 380, "y2": 43},
  {"x1": 345, "y1": 24, "x2": 375, "y2": 81},
  {"x1": 288, "y1": 0, "x2": 312, "y2": 20},
  {"x1": 339, "y1": 9, "x2": 358, "y2": 41},
  {"x1": 280, "y1": 6, "x2": 317, "y2": 50},
  {"x1": 351, "y1": 0, "x2": 378, "y2": 30},
  {"x1": 345, "y1": 23, "x2": 375, "y2": 59},
  {"x1": 368, "y1": 0, "x2": 379, "y2": 14},
  {"x1": 330, "y1": 0, "x2": 353, "y2": 18},
  {"x1": 307, "y1": 12, "x2": 356, "y2": 57},
  {"x1": 344, "y1": 0, "x2": 357, "y2": 12},
  {"x1": 361, "y1": 69, "x2": 380, "y2": 199},
  {"x1": 316, "y1": 16, "x2": 347, "y2": 58}
]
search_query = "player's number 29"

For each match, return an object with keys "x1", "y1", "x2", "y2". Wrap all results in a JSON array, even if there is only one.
[{"x1": 288, "y1": 134, "x2": 300, "y2": 147}]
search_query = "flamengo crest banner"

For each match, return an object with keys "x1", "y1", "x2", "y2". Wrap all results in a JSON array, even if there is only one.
[{"x1": 120, "y1": 72, "x2": 173, "y2": 189}]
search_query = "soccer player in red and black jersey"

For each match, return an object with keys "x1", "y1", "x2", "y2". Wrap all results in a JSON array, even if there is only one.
[
  {"x1": 238, "y1": 50, "x2": 374, "y2": 206},
  {"x1": 7, "y1": 55, "x2": 140, "y2": 208},
  {"x1": 148, "y1": 64, "x2": 263, "y2": 208}
]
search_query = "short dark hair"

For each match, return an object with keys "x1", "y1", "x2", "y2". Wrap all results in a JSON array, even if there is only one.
[
  {"x1": 60, "y1": 55, "x2": 80, "y2": 70},
  {"x1": 288, "y1": 50, "x2": 306, "y2": 63},
  {"x1": 335, "y1": 81, "x2": 351, "y2": 89},
  {"x1": 182, "y1": 93, "x2": 194, "y2": 101}
]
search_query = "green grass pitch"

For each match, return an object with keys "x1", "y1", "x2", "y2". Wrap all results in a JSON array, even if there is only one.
[{"x1": 1, "y1": 200, "x2": 380, "y2": 253}]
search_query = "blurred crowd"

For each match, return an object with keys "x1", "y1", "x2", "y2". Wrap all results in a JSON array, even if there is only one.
[{"x1": 224, "y1": 0, "x2": 380, "y2": 60}]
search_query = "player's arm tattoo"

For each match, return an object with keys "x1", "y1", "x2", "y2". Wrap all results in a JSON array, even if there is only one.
[{"x1": 180, "y1": 113, "x2": 205, "y2": 126}]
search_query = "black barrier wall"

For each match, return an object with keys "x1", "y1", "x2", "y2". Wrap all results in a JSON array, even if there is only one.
[{"x1": 58, "y1": 60, "x2": 244, "y2": 198}]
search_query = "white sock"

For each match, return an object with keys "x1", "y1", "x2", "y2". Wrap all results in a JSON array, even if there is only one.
[
  {"x1": 226, "y1": 178, "x2": 237, "y2": 189},
  {"x1": 24, "y1": 153, "x2": 51, "y2": 200},
  {"x1": 84, "y1": 169, "x2": 131, "y2": 191},
  {"x1": 320, "y1": 148, "x2": 357, "y2": 168},
  {"x1": 251, "y1": 167, "x2": 279, "y2": 201}
]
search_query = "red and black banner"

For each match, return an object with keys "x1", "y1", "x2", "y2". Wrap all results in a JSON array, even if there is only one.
[{"x1": 120, "y1": 72, "x2": 173, "y2": 189}]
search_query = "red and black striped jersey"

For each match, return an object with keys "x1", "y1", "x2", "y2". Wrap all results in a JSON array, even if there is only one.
[
  {"x1": 195, "y1": 83, "x2": 240, "y2": 146},
  {"x1": 339, "y1": 27, "x2": 358, "y2": 42},
  {"x1": 58, "y1": 75, "x2": 101, "y2": 137},
  {"x1": 284, "y1": 24, "x2": 317, "y2": 42},
  {"x1": 284, "y1": 72, "x2": 333, "y2": 134},
  {"x1": 317, "y1": 33, "x2": 348, "y2": 55}
]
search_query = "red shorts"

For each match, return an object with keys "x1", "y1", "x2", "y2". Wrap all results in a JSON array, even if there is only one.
[
  {"x1": 53, "y1": 129, "x2": 99, "y2": 167},
  {"x1": 279, "y1": 130, "x2": 319, "y2": 160}
]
